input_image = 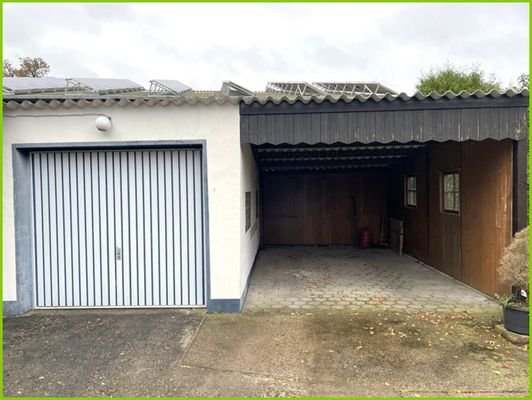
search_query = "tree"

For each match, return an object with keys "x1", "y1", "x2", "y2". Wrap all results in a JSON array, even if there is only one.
[
  {"x1": 416, "y1": 64, "x2": 501, "y2": 95},
  {"x1": 3, "y1": 57, "x2": 50, "y2": 78},
  {"x1": 3, "y1": 59, "x2": 16, "y2": 77},
  {"x1": 516, "y1": 73, "x2": 529, "y2": 90}
]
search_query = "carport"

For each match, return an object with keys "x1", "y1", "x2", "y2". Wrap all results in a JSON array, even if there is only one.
[{"x1": 240, "y1": 89, "x2": 528, "y2": 304}]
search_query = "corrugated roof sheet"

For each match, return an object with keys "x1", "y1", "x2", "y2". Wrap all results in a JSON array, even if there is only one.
[
  {"x1": 243, "y1": 88, "x2": 529, "y2": 105},
  {"x1": 3, "y1": 88, "x2": 528, "y2": 111},
  {"x1": 241, "y1": 89, "x2": 528, "y2": 145}
]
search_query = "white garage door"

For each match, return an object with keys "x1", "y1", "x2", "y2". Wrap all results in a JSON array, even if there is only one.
[{"x1": 31, "y1": 148, "x2": 205, "y2": 308}]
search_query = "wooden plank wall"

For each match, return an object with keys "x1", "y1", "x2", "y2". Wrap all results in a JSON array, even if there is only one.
[
  {"x1": 392, "y1": 139, "x2": 513, "y2": 295},
  {"x1": 399, "y1": 152, "x2": 430, "y2": 263},
  {"x1": 461, "y1": 140, "x2": 513, "y2": 294},
  {"x1": 428, "y1": 142, "x2": 462, "y2": 280},
  {"x1": 262, "y1": 172, "x2": 387, "y2": 245}
]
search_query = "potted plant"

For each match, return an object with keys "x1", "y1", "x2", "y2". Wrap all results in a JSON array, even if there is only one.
[{"x1": 497, "y1": 226, "x2": 529, "y2": 335}]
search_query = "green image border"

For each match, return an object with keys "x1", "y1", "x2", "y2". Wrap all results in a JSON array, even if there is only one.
[{"x1": 0, "y1": 1, "x2": 529, "y2": 400}]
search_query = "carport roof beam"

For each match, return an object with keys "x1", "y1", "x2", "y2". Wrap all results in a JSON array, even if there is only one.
[
  {"x1": 256, "y1": 144, "x2": 426, "y2": 153},
  {"x1": 262, "y1": 163, "x2": 390, "y2": 172},
  {"x1": 260, "y1": 154, "x2": 408, "y2": 162}
]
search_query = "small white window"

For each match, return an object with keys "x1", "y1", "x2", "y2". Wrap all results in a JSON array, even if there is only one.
[
  {"x1": 405, "y1": 175, "x2": 417, "y2": 208},
  {"x1": 442, "y1": 172, "x2": 460, "y2": 213}
]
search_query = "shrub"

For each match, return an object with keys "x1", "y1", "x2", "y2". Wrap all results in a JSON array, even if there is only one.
[{"x1": 498, "y1": 226, "x2": 529, "y2": 294}]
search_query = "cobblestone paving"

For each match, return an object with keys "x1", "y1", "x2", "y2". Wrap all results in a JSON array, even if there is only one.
[{"x1": 243, "y1": 247, "x2": 500, "y2": 314}]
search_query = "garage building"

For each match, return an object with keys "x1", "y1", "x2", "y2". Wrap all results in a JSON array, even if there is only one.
[{"x1": 3, "y1": 78, "x2": 528, "y2": 314}]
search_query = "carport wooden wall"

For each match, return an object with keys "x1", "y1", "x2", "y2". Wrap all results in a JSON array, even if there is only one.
[
  {"x1": 390, "y1": 140, "x2": 513, "y2": 295},
  {"x1": 428, "y1": 142, "x2": 462, "y2": 281},
  {"x1": 388, "y1": 151, "x2": 430, "y2": 263},
  {"x1": 461, "y1": 140, "x2": 513, "y2": 295},
  {"x1": 262, "y1": 172, "x2": 387, "y2": 245}
]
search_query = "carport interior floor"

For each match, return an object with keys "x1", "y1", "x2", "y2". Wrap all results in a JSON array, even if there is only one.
[{"x1": 243, "y1": 247, "x2": 499, "y2": 314}]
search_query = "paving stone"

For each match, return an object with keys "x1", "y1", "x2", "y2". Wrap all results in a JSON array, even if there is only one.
[
  {"x1": 355, "y1": 297, "x2": 371, "y2": 302},
  {"x1": 243, "y1": 247, "x2": 499, "y2": 315}
]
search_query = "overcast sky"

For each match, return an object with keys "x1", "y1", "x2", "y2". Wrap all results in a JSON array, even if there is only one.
[{"x1": 3, "y1": 3, "x2": 529, "y2": 94}]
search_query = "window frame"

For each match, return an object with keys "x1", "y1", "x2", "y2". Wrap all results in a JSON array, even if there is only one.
[
  {"x1": 441, "y1": 171, "x2": 460, "y2": 214},
  {"x1": 245, "y1": 191, "x2": 251, "y2": 232},
  {"x1": 255, "y1": 190, "x2": 259, "y2": 219},
  {"x1": 404, "y1": 174, "x2": 417, "y2": 208}
]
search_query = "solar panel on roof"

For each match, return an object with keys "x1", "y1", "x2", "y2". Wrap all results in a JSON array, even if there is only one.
[
  {"x1": 312, "y1": 82, "x2": 397, "y2": 96},
  {"x1": 3, "y1": 77, "x2": 69, "y2": 94},
  {"x1": 266, "y1": 82, "x2": 326, "y2": 96},
  {"x1": 265, "y1": 81, "x2": 397, "y2": 97},
  {"x1": 67, "y1": 78, "x2": 144, "y2": 94},
  {"x1": 149, "y1": 79, "x2": 192, "y2": 96},
  {"x1": 221, "y1": 81, "x2": 254, "y2": 96},
  {"x1": 150, "y1": 79, "x2": 192, "y2": 96}
]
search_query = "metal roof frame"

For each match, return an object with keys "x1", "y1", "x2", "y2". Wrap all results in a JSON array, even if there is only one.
[
  {"x1": 265, "y1": 81, "x2": 397, "y2": 97},
  {"x1": 66, "y1": 78, "x2": 144, "y2": 95},
  {"x1": 149, "y1": 79, "x2": 192, "y2": 96},
  {"x1": 266, "y1": 82, "x2": 326, "y2": 96},
  {"x1": 221, "y1": 81, "x2": 255, "y2": 96},
  {"x1": 312, "y1": 81, "x2": 397, "y2": 96}
]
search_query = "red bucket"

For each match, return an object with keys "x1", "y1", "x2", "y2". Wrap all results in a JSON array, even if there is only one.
[{"x1": 358, "y1": 227, "x2": 372, "y2": 248}]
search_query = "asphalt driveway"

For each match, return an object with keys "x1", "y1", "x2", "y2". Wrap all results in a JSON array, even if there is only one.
[{"x1": 3, "y1": 309, "x2": 529, "y2": 397}]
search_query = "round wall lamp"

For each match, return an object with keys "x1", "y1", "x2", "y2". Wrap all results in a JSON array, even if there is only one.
[{"x1": 95, "y1": 115, "x2": 112, "y2": 132}]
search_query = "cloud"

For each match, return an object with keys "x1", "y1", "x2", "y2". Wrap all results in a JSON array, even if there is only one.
[{"x1": 3, "y1": 3, "x2": 528, "y2": 93}]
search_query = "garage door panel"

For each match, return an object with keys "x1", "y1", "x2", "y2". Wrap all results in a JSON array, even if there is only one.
[
  {"x1": 186, "y1": 151, "x2": 196, "y2": 304},
  {"x1": 32, "y1": 153, "x2": 45, "y2": 307},
  {"x1": 61, "y1": 153, "x2": 73, "y2": 306},
  {"x1": 76, "y1": 152, "x2": 89, "y2": 307},
  {"x1": 171, "y1": 151, "x2": 183, "y2": 304},
  {"x1": 50, "y1": 153, "x2": 60, "y2": 306},
  {"x1": 57, "y1": 153, "x2": 68, "y2": 306},
  {"x1": 179, "y1": 151, "x2": 188, "y2": 304},
  {"x1": 31, "y1": 148, "x2": 205, "y2": 308},
  {"x1": 157, "y1": 150, "x2": 167, "y2": 306},
  {"x1": 194, "y1": 151, "x2": 205, "y2": 306}
]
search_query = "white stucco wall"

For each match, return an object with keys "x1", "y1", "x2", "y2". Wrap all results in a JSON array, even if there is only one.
[
  {"x1": 240, "y1": 144, "x2": 260, "y2": 297},
  {"x1": 3, "y1": 103, "x2": 242, "y2": 302}
]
